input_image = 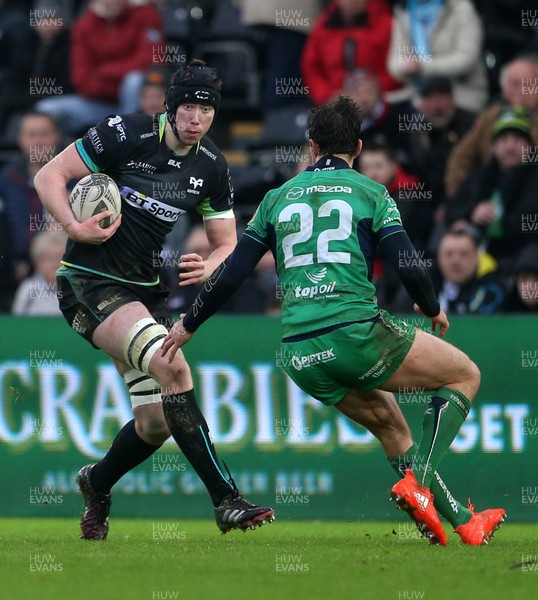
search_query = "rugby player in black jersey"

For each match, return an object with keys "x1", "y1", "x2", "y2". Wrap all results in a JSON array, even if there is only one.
[{"x1": 34, "y1": 59, "x2": 274, "y2": 540}]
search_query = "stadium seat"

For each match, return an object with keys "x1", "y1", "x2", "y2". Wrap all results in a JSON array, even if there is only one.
[
  {"x1": 250, "y1": 105, "x2": 312, "y2": 149},
  {"x1": 228, "y1": 120, "x2": 263, "y2": 150},
  {"x1": 229, "y1": 163, "x2": 286, "y2": 220},
  {"x1": 203, "y1": 0, "x2": 254, "y2": 41},
  {"x1": 161, "y1": 0, "x2": 215, "y2": 46},
  {"x1": 192, "y1": 40, "x2": 260, "y2": 111}
]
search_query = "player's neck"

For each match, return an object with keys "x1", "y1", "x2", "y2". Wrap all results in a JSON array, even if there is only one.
[
  {"x1": 313, "y1": 153, "x2": 354, "y2": 167},
  {"x1": 166, "y1": 135, "x2": 192, "y2": 156}
]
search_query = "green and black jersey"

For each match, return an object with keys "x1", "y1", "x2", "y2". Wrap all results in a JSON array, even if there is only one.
[
  {"x1": 63, "y1": 113, "x2": 234, "y2": 284},
  {"x1": 245, "y1": 157, "x2": 404, "y2": 338}
]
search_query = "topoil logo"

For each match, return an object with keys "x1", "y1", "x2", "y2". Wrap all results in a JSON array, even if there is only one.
[{"x1": 294, "y1": 268, "x2": 337, "y2": 299}]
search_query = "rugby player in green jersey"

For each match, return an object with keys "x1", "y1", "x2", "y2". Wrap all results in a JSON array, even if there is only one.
[
  {"x1": 34, "y1": 60, "x2": 274, "y2": 540},
  {"x1": 162, "y1": 96, "x2": 506, "y2": 546}
]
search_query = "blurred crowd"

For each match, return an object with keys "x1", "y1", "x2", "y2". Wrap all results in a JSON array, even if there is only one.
[{"x1": 1, "y1": 0, "x2": 537, "y2": 316}]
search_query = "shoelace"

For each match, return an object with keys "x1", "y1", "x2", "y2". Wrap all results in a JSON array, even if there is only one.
[{"x1": 222, "y1": 460, "x2": 240, "y2": 497}]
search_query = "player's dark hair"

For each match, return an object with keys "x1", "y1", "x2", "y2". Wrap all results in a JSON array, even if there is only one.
[
  {"x1": 307, "y1": 96, "x2": 362, "y2": 156},
  {"x1": 174, "y1": 58, "x2": 222, "y2": 91}
]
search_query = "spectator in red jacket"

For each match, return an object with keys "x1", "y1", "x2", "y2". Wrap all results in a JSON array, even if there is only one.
[
  {"x1": 37, "y1": 0, "x2": 164, "y2": 135},
  {"x1": 300, "y1": 0, "x2": 403, "y2": 106}
]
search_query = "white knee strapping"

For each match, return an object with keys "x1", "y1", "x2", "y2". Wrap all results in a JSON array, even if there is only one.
[
  {"x1": 124, "y1": 369, "x2": 161, "y2": 408},
  {"x1": 124, "y1": 317, "x2": 168, "y2": 375}
]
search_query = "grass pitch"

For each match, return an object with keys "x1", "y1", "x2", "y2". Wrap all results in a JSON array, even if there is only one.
[{"x1": 1, "y1": 519, "x2": 536, "y2": 600}]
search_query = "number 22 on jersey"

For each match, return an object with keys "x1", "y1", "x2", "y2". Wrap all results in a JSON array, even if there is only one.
[{"x1": 278, "y1": 200, "x2": 353, "y2": 268}]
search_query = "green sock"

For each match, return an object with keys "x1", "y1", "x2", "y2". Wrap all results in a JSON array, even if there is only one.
[
  {"x1": 430, "y1": 471, "x2": 472, "y2": 527},
  {"x1": 388, "y1": 442, "x2": 472, "y2": 528},
  {"x1": 414, "y1": 387, "x2": 471, "y2": 488},
  {"x1": 387, "y1": 442, "x2": 416, "y2": 478}
]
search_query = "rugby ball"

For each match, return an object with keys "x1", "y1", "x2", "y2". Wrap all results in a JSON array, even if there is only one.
[{"x1": 69, "y1": 173, "x2": 121, "y2": 228}]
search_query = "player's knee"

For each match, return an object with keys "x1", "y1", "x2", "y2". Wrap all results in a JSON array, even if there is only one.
[
  {"x1": 467, "y1": 360, "x2": 481, "y2": 398},
  {"x1": 155, "y1": 355, "x2": 190, "y2": 393},
  {"x1": 137, "y1": 413, "x2": 170, "y2": 442},
  {"x1": 455, "y1": 357, "x2": 480, "y2": 400}
]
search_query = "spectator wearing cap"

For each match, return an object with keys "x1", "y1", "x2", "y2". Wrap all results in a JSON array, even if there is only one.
[
  {"x1": 387, "y1": 0, "x2": 488, "y2": 112},
  {"x1": 445, "y1": 107, "x2": 538, "y2": 273},
  {"x1": 445, "y1": 56, "x2": 538, "y2": 198},
  {"x1": 503, "y1": 243, "x2": 538, "y2": 312}
]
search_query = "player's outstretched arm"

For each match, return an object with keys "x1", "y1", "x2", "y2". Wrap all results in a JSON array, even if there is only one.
[
  {"x1": 34, "y1": 144, "x2": 121, "y2": 244},
  {"x1": 161, "y1": 233, "x2": 267, "y2": 363}
]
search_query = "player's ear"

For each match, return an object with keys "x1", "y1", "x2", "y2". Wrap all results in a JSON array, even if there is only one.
[
  {"x1": 309, "y1": 139, "x2": 320, "y2": 161},
  {"x1": 354, "y1": 139, "x2": 363, "y2": 159}
]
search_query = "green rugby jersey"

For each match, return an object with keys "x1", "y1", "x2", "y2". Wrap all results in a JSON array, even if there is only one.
[{"x1": 245, "y1": 156, "x2": 403, "y2": 338}]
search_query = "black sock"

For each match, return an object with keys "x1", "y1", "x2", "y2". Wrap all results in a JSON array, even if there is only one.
[
  {"x1": 162, "y1": 390, "x2": 234, "y2": 506},
  {"x1": 90, "y1": 419, "x2": 162, "y2": 494}
]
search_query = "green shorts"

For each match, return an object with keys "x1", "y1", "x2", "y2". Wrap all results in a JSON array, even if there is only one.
[{"x1": 280, "y1": 310, "x2": 416, "y2": 406}]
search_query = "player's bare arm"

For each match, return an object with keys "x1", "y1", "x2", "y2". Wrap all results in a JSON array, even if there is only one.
[
  {"x1": 34, "y1": 144, "x2": 122, "y2": 244},
  {"x1": 178, "y1": 217, "x2": 237, "y2": 286}
]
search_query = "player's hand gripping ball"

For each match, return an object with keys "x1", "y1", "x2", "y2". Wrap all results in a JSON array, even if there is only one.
[{"x1": 69, "y1": 173, "x2": 121, "y2": 228}]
